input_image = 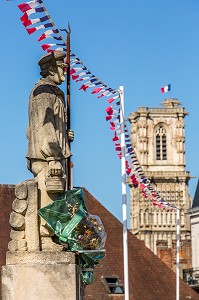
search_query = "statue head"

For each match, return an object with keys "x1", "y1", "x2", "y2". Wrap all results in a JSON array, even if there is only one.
[{"x1": 38, "y1": 51, "x2": 67, "y2": 85}]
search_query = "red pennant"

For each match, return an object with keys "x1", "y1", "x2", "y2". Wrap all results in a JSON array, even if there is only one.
[
  {"x1": 112, "y1": 132, "x2": 119, "y2": 142},
  {"x1": 79, "y1": 84, "x2": 89, "y2": 91},
  {"x1": 106, "y1": 115, "x2": 112, "y2": 121},
  {"x1": 41, "y1": 44, "x2": 51, "y2": 51},
  {"x1": 110, "y1": 122, "x2": 115, "y2": 130},
  {"x1": 107, "y1": 97, "x2": 114, "y2": 103},
  {"x1": 115, "y1": 146, "x2": 121, "y2": 151},
  {"x1": 38, "y1": 33, "x2": 46, "y2": 40},
  {"x1": 92, "y1": 87, "x2": 103, "y2": 94},
  {"x1": 117, "y1": 152, "x2": 122, "y2": 159},
  {"x1": 26, "y1": 28, "x2": 36, "y2": 35},
  {"x1": 20, "y1": 12, "x2": 28, "y2": 23},
  {"x1": 126, "y1": 168, "x2": 131, "y2": 175},
  {"x1": 72, "y1": 75, "x2": 79, "y2": 80},
  {"x1": 70, "y1": 69, "x2": 76, "y2": 75}
]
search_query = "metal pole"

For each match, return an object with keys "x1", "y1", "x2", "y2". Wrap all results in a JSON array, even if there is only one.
[
  {"x1": 176, "y1": 208, "x2": 180, "y2": 300},
  {"x1": 119, "y1": 86, "x2": 129, "y2": 300}
]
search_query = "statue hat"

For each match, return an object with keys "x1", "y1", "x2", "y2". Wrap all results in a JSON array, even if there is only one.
[{"x1": 38, "y1": 51, "x2": 66, "y2": 70}]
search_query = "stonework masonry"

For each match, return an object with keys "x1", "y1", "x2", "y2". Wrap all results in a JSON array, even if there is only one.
[
  {"x1": 188, "y1": 180, "x2": 199, "y2": 270},
  {"x1": 129, "y1": 98, "x2": 192, "y2": 273},
  {"x1": 0, "y1": 184, "x2": 14, "y2": 297},
  {"x1": 2, "y1": 252, "x2": 79, "y2": 300}
]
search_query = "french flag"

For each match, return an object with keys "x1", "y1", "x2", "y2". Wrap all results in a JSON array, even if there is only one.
[
  {"x1": 18, "y1": 0, "x2": 42, "y2": 13},
  {"x1": 91, "y1": 87, "x2": 103, "y2": 94},
  {"x1": 37, "y1": 29, "x2": 59, "y2": 41},
  {"x1": 20, "y1": 7, "x2": 44, "y2": 18},
  {"x1": 161, "y1": 84, "x2": 171, "y2": 93},
  {"x1": 41, "y1": 44, "x2": 55, "y2": 51},
  {"x1": 21, "y1": 15, "x2": 49, "y2": 27},
  {"x1": 26, "y1": 23, "x2": 53, "y2": 35},
  {"x1": 41, "y1": 43, "x2": 65, "y2": 51}
]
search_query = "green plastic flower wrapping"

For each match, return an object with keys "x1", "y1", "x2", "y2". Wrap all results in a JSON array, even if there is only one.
[{"x1": 38, "y1": 187, "x2": 106, "y2": 285}]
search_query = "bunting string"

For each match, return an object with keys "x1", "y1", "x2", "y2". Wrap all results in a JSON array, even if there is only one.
[
  {"x1": 17, "y1": 0, "x2": 177, "y2": 211},
  {"x1": 18, "y1": 0, "x2": 66, "y2": 52}
]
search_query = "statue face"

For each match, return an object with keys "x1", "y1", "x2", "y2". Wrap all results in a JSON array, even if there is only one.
[{"x1": 53, "y1": 62, "x2": 67, "y2": 85}]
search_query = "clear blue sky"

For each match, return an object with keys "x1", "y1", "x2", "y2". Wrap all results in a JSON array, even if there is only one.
[{"x1": 0, "y1": 0, "x2": 199, "y2": 224}]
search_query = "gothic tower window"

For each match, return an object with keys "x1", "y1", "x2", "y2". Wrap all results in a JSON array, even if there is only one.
[
  {"x1": 155, "y1": 125, "x2": 167, "y2": 160},
  {"x1": 145, "y1": 209, "x2": 149, "y2": 226}
]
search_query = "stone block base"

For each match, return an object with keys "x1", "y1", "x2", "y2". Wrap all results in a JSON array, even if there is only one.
[{"x1": 2, "y1": 251, "x2": 83, "y2": 300}]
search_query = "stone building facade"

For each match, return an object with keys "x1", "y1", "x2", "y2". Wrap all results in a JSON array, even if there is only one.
[
  {"x1": 128, "y1": 98, "x2": 192, "y2": 270},
  {"x1": 189, "y1": 180, "x2": 199, "y2": 270}
]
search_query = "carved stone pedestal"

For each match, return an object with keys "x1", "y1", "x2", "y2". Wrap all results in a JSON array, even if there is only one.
[{"x1": 2, "y1": 251, "x2": 83, "y2": 300}]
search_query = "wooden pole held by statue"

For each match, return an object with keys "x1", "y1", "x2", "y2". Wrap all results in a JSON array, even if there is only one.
[{"x1": 61, "y1": 24, "x2": 72, "y2": 190}]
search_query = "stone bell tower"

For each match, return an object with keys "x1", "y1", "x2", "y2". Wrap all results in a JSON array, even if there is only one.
[{"x1": 129, "y1": 98, "x2": 192, "y2": 258}]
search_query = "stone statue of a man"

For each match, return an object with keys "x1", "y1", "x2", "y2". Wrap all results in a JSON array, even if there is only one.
[
  {"x1": 26, "y1": 51, "x2": 71, "y2": 180},
  {"x1": 26, "y1": 51, "x2": 73, "y2": 248}
]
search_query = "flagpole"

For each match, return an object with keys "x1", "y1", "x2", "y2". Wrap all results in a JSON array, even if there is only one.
[
  {"x1": 176, "y1": 207, "x2": 180, "y2": 300},
  {"x1": 119, "y1": 86, "x2": 129, "y2": 300},
  {"x1": 169, "y1": 84, "x2": 172, "y2": 99}
]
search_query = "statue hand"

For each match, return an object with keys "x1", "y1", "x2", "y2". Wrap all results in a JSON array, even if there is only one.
[
  {"x1": 48, "y1": 160, "x2": 63, "y2": 177},
  {"x1": 68, "y1": 129, "x2": 74, "y2": 142}
]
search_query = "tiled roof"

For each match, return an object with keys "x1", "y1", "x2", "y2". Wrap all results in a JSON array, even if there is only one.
[{"x1": 83, "y1": 188, "x2": 199, "y2": 300}]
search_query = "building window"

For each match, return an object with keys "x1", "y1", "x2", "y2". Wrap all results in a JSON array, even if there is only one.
[
  {"x1": 103, "y1": 276, "x2": 124, "y2": 294},
  {"x1": 156, "y1": 125, "x2": 167, "y2": 160},
  {"x1": 145, "y1": 209, "x2": 149, "y2": 226}
]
